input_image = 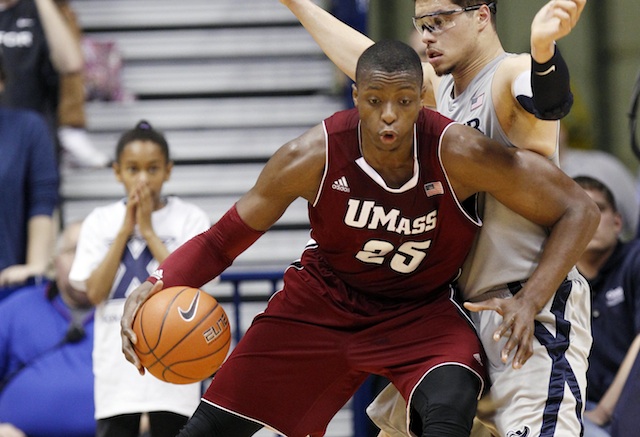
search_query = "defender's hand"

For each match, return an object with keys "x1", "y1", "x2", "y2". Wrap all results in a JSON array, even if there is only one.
[
  {"x1": 531, "y1": 0, "x2": 586, "y2": 62},
  {"x1": 464, "y1": 294, "x2": 537, "y2": 369}
]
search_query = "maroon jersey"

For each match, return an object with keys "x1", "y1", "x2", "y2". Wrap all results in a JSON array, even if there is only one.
[
  {"x1": 202, "y1": 108, "x2": 487, "y2": 436},
  {"x1": 308, "y1": 107, "x2": 480, "y2": 301},
  {"x1": 203, "y1": 109, "x2": 486, "y2": 436}
]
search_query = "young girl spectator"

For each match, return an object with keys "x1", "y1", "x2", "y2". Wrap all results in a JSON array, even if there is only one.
[{"x1": 69, "y1": 120, "x2": 210, "y2": 437}]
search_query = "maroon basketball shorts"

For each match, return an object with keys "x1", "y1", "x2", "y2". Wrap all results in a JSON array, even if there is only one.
[{"x1": 202, "y1": 256, "x2": 486, "y2": 437}]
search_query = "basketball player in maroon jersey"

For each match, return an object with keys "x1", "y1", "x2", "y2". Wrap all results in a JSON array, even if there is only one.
[{"x1": 120, "y1": 41, "x2": 598, "y2": 437}]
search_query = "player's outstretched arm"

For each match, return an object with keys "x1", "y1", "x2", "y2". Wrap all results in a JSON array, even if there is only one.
[
  {"x1": 518, "y1": 0, "x2": 586, "y2": 122},
  {"x1": 280, "y1": 0, "x2": 373, "y2": 82},
  {"x1": 443, "y1": 124, "x2": 600, "y2": 368},
  {"x1": 280, "y1": 1, "x2": 438, "y2": 106},
  {"x1": 497, "y1": 1, "x2": 585, "y2": 152}
]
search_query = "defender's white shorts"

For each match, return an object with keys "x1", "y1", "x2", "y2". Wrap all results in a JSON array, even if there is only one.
[{"x1": 366, "y1": 268, "x2": 592, "y2": 437}]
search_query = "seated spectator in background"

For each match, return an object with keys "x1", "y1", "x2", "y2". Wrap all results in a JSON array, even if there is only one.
[
  {"x1": 573, "y1": 176, "x2": 640, "y2": 437},
  {"x1": 0, "y1": 221, "x2": 95, "y2": 437},
  {"x1": 0, "y1": 47, "x2": 59, "y2": 301},
  {"x1": 0, "y1": 0, "x2": 108, "y2": 169},
  {"x1": 560, "y1": 126, "x2": 639, "y2": 241},
  {"x1": 68, "y1": 121, "x2": 210, "y2": 437}
]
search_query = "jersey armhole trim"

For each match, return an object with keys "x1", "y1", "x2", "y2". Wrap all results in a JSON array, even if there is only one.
[
  {"x1": 311, "y1": 121, "x2": 331, "y2": 208},
  {"x1": 438, "y1": 122, "x2": 482, "y2": 228}
]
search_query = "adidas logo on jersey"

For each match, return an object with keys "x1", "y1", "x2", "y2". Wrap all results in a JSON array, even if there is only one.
[
  {"x1": 150, "y1": 269, "x2": 164, "y2": 280},
  {"x1": 332, "y1": 176, "x2": 350, "y2": 193}
]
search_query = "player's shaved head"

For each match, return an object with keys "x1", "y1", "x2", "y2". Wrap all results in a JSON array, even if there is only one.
[{"x1": 355, "y1": 40, "x2": 423, "y2": 88}]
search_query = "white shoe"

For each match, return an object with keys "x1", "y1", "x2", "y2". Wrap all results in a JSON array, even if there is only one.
[{"x1": 58, "y1": 126, "x2": 110, "y2": 169}]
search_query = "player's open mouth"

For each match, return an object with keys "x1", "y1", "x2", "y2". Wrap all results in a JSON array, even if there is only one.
[{"x1": 380, "y1": 132, "x2": 397, "y2": 143}]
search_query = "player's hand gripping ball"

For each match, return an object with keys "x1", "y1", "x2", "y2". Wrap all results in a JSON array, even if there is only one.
[{"x1": 132, "y1": 286, "x2": 231, "y2": 384}]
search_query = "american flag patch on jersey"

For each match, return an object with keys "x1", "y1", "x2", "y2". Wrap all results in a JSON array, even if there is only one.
[
  {"x1": 424, "y1": 181, "x2": 444, "y2": 197},
  {"x1": 471, "y1": 92, "x2": 485, "y2": 111}
]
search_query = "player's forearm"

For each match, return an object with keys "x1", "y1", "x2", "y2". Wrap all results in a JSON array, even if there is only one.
[
  {"x1": 147, "y1": 205, "x2": 264, "y2": 289},
  {"x1": 526, "y1": 0, "x2": 585, "y2": 119},
  {"x1": 34, "y1": 0, "x2": 83, "y2": 73},
  {"x1": 529, "y1": 5, "x2": 556, "y2": 63},
  {"x1": 281, "y1": 0, "x2": 373, "y2": 82},
  {"x1": 514, "y1": 46, "x2": 573, "y2": 121},
  {"x1": 531, "y1": 46, "x2": 573, "y2": 120},
  {"x1": 517, "y1": 199, "x2": 599, "y2": 312},
  {"x1": 530, "y1": 38, "x2": 555, "y2": 64}
]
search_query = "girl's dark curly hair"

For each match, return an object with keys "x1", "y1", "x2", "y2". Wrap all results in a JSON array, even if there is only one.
[{"x1": 115, "y1": 120, "x2": 171, "y2": 163}]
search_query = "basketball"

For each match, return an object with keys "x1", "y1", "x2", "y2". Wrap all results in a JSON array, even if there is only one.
[{"x1": 132, "y1": 286, "x2": 231, "y2": 384}]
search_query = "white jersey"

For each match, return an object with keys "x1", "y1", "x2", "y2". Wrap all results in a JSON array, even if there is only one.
[
  {"x1": 367, "y1": 54, "x2": 592, "y2": 437},
  {"x1": 69, "y1": 196, "x2": 210, "y2": 420},
  {"x1": 435, "y1": 53, "x2": 559, "y2": 300}
]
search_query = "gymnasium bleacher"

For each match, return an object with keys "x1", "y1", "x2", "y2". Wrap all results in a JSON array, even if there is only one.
[
  {"x1": 64, "y1": 1, "x2": 359, "y2": 436},
  {"x1": 64, "y1": 0, "x2": 346, "y2": 273}
]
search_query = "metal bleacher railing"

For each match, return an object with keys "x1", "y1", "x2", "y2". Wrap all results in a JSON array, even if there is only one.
[{"x1": 218, "y1": 270, "x2": 283, "y2": 344}]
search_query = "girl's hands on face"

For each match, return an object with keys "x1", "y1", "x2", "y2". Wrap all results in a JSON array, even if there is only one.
[
  {"x1": 122, "y1": 189, "x2": 138, "y2": 236},
  {"x1": 134, "y1": 180, "x2": 155, "y2": 238}
]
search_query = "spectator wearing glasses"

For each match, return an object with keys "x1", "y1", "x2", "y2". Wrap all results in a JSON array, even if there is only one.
[{"x1": 279, "y1": 1, "x2": 589, "y2": 436}]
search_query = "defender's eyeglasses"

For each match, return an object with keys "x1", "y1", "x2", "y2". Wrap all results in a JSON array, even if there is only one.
[{"x1": 412, "y1": 2, "x2": 496, "y2": 35}]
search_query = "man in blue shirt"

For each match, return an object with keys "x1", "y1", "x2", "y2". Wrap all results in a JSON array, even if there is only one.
[
  {"x1": 0, "y1": 48, "x2": 59, "y2": 300},
  {"x1": 0, "y1": 221, "x2": 95, "y2": 437},
  {"x1": 574, "y1": 176, "x2": 640, "y2": 437}
]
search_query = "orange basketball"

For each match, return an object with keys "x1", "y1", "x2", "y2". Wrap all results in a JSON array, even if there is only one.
[{"x1": 132, "y1": 286, "x2": 231, "y2": 384}]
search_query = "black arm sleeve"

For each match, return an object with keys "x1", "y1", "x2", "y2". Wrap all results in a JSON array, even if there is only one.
[{"x1": 516, "y1": 45, "x2": 574, "y2": 120}]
